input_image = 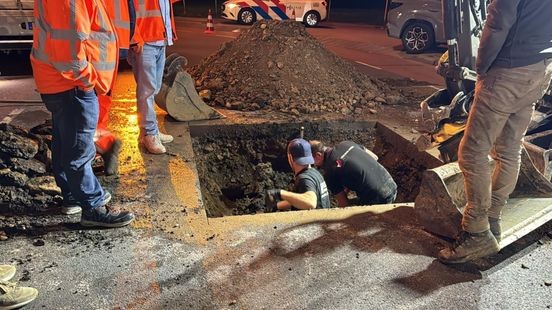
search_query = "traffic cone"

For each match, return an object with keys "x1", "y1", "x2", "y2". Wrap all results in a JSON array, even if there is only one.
[{"x1": 204, "y1": 9, "x2": 215, "y2": 34}]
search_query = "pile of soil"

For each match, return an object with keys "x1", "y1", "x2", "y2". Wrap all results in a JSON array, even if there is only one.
[
  {"x1": 0, "y1": 122, "x2": 59, "y2": 214},
  {"x1": 191, "y1": 20, "x2": 402, "y2": 115}
]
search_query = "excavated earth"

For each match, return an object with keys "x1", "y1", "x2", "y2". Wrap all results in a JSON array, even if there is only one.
[
  {"x1": 0, "y1": 122, "x2": 59, "y2": 214},
  {"x1": 190, "y1": 20, "x2": 405, "y2": 115}
]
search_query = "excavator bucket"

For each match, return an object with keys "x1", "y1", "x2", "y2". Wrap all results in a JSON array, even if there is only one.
[
  {"x1": 155, "y1": 53, "x2": 223, "y2": 122},
  {"x1": 415, "y1": 145, "x2": 552, "y2": 248}
]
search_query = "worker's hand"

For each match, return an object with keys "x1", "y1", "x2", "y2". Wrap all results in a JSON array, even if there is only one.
[
  {"x1": 265, "y1": 189, "x2": 281, "y2": 212},
  {"x1": 131, "y1": 43, "x2": 143, "y2": 54}
]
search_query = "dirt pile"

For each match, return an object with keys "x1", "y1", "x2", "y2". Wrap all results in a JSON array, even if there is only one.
[
  {"x1": 0, "y1": 122, "x2": 59, "y2": 214},
  {"x1": 191, "y1": 20, "x2": 401, "y2": 115}
]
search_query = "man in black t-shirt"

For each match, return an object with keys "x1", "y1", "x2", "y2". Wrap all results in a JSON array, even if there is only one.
[
  {"x1": 310, "y1": 140, "x2": 397, "y2": 207},
  {"x1": 265, "y1": 138, "x2": 331, "y2": 211}
]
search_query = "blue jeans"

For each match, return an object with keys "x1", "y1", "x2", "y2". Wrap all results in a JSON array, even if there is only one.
[
  {"x1": 128, "y1": 44, "x2": 166, "y2": 136},
  {"x1": 41, "y1": 88, "x2": 105, "y2": 210}
]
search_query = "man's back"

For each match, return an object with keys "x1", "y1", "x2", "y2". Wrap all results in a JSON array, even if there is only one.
[
  {"x1": 323, "y1": 141, "x2": 396, "y2": 204},
  {"x1": 477, "y1": 0, "x2": 552, "y2": 74}
]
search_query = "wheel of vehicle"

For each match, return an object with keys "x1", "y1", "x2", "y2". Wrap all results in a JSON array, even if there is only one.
[
  {"x1": 303, "y1": 10, "x2": 320, "y2": 27},
  {"x1": 401, "y1": 22, "x2": 435, "y2": 54},
  {"x1": 238, "y1": 8, "x2": 256, "y2": 25}
]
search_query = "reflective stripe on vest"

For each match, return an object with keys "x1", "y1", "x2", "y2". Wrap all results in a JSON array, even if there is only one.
[
  {"x1": 106, "y1": 0, "x2": 131, "y2": 48},
  {"x1": 31, "y1": 0, "x2": 118, "y2": 93}
]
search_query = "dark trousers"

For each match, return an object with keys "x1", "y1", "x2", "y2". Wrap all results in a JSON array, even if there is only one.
[{"x1": 41, "y1": 88, "x2": 105, "y2": 210}]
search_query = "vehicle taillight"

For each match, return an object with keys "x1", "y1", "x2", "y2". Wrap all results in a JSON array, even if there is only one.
[
  {"x1": 389, "y1": 1, "x2": 403, "y2": 10},
  {"x1": 321, "y1": 1, "x2": 327, "y2": 7}
]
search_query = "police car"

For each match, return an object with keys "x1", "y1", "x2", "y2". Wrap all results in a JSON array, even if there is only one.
[{"x1": 221, "y1": 0, "x2": 328, "y2": 27}]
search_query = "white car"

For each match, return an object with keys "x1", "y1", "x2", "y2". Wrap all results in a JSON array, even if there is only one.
[{"x1": 221, "y1": 0, "x2": 327, "y2": 27}]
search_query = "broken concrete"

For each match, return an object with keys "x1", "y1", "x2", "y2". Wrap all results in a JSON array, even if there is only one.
[{"x1": 0, "y1": 123, "x2": 59, "y2": 214}]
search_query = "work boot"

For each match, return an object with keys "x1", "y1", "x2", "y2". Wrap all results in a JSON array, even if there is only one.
[
  {"x1": 489, "y1": 217, "x2": 502, "y2": 243},
  {"x1": 61, "y1": 191, "x2": 111, "y2": 215},
  {"x1": 139, "y1": 135, "x2": 166, "y2": 154},
  {"x1": 80, "y1": 204, "x2": 135, "y2": 228},
  {"x1": 0, "y1": 266, "x2": 15, "y2": 282},
  {"x1": 0, "y1": 281, "x2": 38, "y2": 309},
  {"x1": 101, "y1": 138, "x2": 122, "y2": 176},
  {"x1": 158, "y1": 132, "x2": 173, "y2": 144},
  {"x1": 438, "y1": 230, "x2": 500, "y2": 264}
]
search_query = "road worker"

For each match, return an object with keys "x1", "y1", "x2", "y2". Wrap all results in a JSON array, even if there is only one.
[
  {"x1": 310, "y1": 140, "x2": 397, "y2": 207},
  {"x1": 30, "y1": 0, "x2": 134, "y2": 227},
  {"x1": 127, "y1": 0, "x2": 178, "y2": 154},
  {"x1": 265, "y1": 138, "x2": 331, "y2": 211},
  {"x1": 93, "y1": 0, "x2": 136, "y2": 177}
]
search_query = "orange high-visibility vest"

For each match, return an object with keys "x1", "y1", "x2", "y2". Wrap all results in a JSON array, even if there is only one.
[
  {"x1": 30, "y1": 0, "x2": 119, "y2": 95},
  {"x1": 131, "y1": 0, "x2": 177, "y2": 45},
  {"x1": 103, "y1": 0, "x2": 131, "y2": 49}
]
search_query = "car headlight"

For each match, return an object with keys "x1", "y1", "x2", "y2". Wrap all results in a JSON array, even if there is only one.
[{"x1": 226, "y1": 3, "x2": 238, "y2": 9}]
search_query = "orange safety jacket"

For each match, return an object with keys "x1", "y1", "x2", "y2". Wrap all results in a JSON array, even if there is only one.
[
  {"x1": 131, "y1": 0, "x2": 178, "y2": 46},
  {"x1": 103, "y1": 0, "x2": 131, "y2": 49},
  {"x1": 30, "y1": 0, "x2": 119, "y2": 95}
]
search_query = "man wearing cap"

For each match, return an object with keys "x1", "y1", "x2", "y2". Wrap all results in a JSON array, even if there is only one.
[
  {"x1": 265, "y1": 139, "x2": 331, "y2": 211},
  {"x1": 310, "y1": 140, "x2": 397, "y2": 207}
]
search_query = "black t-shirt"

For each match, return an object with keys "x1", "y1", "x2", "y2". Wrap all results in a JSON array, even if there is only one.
[
  {"x1": 294, "y1": 167, "x2": 331, "y2": 209},
  {"x1": 322, "y1": 141, "x2": 397, "y2": 204}
]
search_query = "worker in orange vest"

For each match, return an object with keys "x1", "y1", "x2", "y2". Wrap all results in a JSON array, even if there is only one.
[
  {"x1": 127, "y1": 0, "x2": 178, "y2": 154},
  {"x1": 30, "y1": 0, "x2": 135, "y2": 227},
  {"x1": 94, "y1": 0, "x2": 136, "y2": 176}
]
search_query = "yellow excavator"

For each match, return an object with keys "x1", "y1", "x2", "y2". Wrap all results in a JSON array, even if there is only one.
[{"x1": 414, "y1": 0, "x2": 552, "y2": 248}]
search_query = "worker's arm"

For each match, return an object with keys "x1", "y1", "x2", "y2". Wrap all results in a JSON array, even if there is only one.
[
  {"x1": 280, "y1": 190, "x2": 317, "y2": 210},
  {"x1": 335, "y1": 191, "x2": 349, "y2": 208},
  {"x1": 476, "y1": 0, "x2": 522, "y2": 75}
]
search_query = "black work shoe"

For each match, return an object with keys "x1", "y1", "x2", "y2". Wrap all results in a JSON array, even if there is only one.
[
  {"x1": 81, "y1": 205, "x2": 135, "y2": 228},
  {"x1": 102, "y1": 138, "x2": 122, "y2": 176},
  {"x1": 438, "y1": 230, "x2": 500, "y2": 264},
  {"x1": 489, "y1": 217, "x2": 502, "y2": 243}
]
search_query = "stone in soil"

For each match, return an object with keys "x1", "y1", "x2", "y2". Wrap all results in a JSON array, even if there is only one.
[
  {"x1": 0, "y1": 123, "x2": 60, "y2": 215},
  {"x1": 0, "y1": 130, "x2": 39, "y2": 160}
]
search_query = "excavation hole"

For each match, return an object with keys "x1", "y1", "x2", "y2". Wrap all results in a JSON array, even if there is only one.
[{"x1": 190, "y1": 121, "x2": 440, "y2": 217}]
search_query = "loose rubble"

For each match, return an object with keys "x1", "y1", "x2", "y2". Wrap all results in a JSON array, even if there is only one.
[
  {"x1": 0, "y1": 122, "x2": 59, "y2": 214},
  {"x1": 191, "y1": 20, "x2": 401, "y2": 115}
]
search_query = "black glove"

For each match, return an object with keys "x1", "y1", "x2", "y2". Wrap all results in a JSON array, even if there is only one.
[{"x1": 265, "y1": 189, "x2": 281, "y2": 212}]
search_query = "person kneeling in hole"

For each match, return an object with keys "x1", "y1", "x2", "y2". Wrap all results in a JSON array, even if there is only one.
[
  {"x1": 310, "y1": 140, "x2": 397, "y2": 207},
  {"x1": 265, "y1": 138, "x2": 331, "y2": 211}
]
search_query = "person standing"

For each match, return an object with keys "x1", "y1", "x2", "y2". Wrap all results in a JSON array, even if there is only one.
[
  {"x1": 128, "y1": 0, "x2": 177, "y2": 154},
  {"x1": 439, "y1": 0, "x2": 552, "y2": 264},
  {"x1": 30, "y1": 0, "x2": 135, "y2": 227},
  {"x1": 93, "y1": 0, "x2": 136, "y2": 176}
]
